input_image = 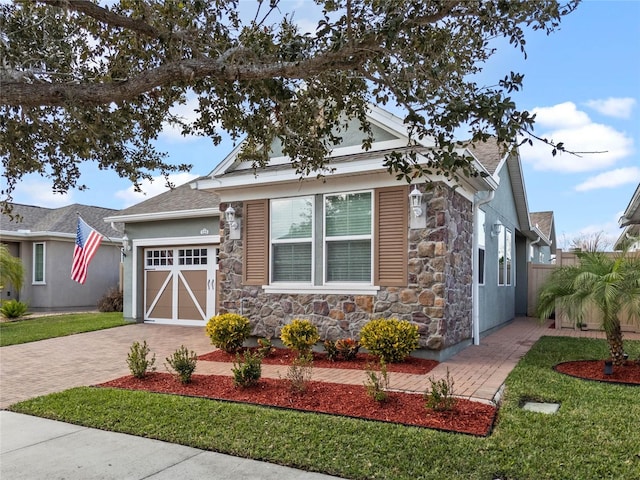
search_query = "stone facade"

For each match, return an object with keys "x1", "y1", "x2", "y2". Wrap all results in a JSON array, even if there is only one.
[{"x1": 217, "y1": 182, "x2": 473, "y2": 356}]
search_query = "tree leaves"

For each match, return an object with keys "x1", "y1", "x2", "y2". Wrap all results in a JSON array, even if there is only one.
[{"x1": 0, "y1": 0, "x2": 579, "y2": 210}]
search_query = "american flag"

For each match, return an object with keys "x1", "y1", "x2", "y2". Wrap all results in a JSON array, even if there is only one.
[{"x1": 71, "y1": 217, "x2": 103, "y2": 284}]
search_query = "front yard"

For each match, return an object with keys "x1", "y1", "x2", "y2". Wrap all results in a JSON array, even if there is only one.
[
  {"x1": 8, "y1": 336, "x2": 640, "y2": 479},
  {"x1": 0, "y1": 312, "x2": 127, "y2": 346}
]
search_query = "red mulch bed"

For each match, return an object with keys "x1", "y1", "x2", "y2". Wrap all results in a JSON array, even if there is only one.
[
  {"x1": 97, "y1": 373, "x2": 497, "y2": 436},
  {"x1": 198, "y1": 347, "x2": 438, "y2": 375},
  {"x1": 554, "y1": 360, "x2": 640, "y2": 385}
]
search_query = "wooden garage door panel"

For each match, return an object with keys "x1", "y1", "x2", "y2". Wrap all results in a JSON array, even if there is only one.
[
  {"x1": 148, "y1": 279, "x2": 173, "y2": 319},
  {"x1": 146, "y1": 271, "x2": 171, "y2": 311},
  {"x1": 177, "y1": 271, "x2": 207, "y2": 321}
]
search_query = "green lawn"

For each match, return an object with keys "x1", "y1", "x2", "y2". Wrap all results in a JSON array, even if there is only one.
[
  {"x1": 0, "y1": 312, "x2": 127, "y2": 346},
  {"x1": 9, "y1": 336, "x2": 640, "y2": 479}
]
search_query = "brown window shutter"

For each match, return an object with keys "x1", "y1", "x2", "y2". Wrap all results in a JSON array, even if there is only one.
[
  {"x1": 374, "y1": 186, "x2": 408, "y2": 286},
  {"x1": 243, "y1": 199, "x2": 269, "y2": 285}
]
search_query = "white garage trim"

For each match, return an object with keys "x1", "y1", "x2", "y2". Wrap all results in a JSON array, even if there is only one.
[{"x1": 131, "y1": 235, "x2": 219, "y2": 321}]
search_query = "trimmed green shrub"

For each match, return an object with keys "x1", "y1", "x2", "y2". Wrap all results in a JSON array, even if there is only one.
[
  {"x1": 232, "y1": 350, "x2": 263, "y2": 388},
  {"x1": 256, "y1": 337, "x2": 275, "y2": 358},
  {"x1": 364, "y1": 360, "x2": 390, "y2": 402},
  {"x1": 284, "y1": 353, "x2": 313, "y2": 394},
  {"x1": 280, "y1": 319, "x2": 319, "y2": 354},
  {"x1": 0, "y1": 299, "x2": 28, "y2": 319},
  {"x1": 424, "y1": 368, "x2": 457, "y2": 411},
  {"x1": 359, "y1": 318, "x2": 419, "y2": 363},
  {"x1": 335, "y1": 338, "x2": 360, "y2": 360},
  {"x1": 323, "y1": 339, "x2": 339, "y2": 361},
  {"x1": 97, "y1": 287, "x2": 123, "y2": 312},
  {"x1": 127, "y1": 340, "x2": 156, "y2": 379},
  {"x1": 324, "y1": 338, "x2": 360, "y2": 361},
  {"x1": 165, "y1": 345, "x2": 197, "y2": 384},
  {"x1": 205, "y1": 313, "x2": 251, "y2": 353}
]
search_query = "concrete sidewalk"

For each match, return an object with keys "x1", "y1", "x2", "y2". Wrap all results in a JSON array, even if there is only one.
[{"x1": 0, "y1": 411, "x2": 342, "y2": 480}]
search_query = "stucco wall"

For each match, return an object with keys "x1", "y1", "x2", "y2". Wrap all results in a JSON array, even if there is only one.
[
  {"x1": 19, "y1": 239, "x2": 120, "y2": 310},
  {"x1": 478, "y1": 163, "x2": 519, "y2": 333},
  {"x1": 217, "y1": 182, "x2": 473, "y2": 360}
]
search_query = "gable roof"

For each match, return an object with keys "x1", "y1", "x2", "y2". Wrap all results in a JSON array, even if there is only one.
[
  {"x1": 1, "y1": 203, "x2": 122, "y2": 241},
  {"x1": 614, "y1": 182, "x2": 640, "y2": 250},
  {"x1": 196, "y1": 106, "x2": 497, "y2": 196},
  {"x1": 103, "y1": 178, "x2": 220, "y2": 223},
  {"x1": 619, "y1": 182, "x2": 640, "y2": 227},
  {"x1": 530, "y1": 211, "x2": 556, "y2": 252}
]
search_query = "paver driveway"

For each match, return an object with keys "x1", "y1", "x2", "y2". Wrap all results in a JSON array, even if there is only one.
[{"x1": 0, "y1": 323, "x2": 213, "y2": 408}]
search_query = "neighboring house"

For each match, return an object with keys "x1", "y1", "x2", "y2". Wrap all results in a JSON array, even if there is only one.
[
  {"x1": 614, "y1": 183, "x2": 640, "y2": 251},
  {"x1": 105, "y1": 106, "x2": 552, "y2": 361},
  {"x1": 1, "y1": 203, "x2": 122, "y2": 311},
  {"x1": 529, "y1": 211, "x2": 556, "y2": 263},
  {"x1": 103, "y1": 181, "x2": 220, "y2": 326}
]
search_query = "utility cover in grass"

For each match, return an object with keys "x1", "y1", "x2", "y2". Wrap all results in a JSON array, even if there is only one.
[{"x1": 522, "y1": 402, "x2": 560, "y2": 414}]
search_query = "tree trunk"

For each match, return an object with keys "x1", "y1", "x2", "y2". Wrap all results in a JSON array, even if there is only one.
[{"x1": 605, "y1": 322, "x2": 625, "y2": 366}]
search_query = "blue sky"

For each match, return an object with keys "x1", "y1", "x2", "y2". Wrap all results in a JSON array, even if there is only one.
[{"x1": 7, "y1": 0, "x2": 640, "y2": 249}]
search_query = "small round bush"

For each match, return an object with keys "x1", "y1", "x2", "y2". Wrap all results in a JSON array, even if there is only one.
[
  {"x1": 206, "y1": 313, "x2": 251, "y2": 353},
  {"x1": 359, "y1": 318, "x2": 419, "y2": 363},
  {"x1": 280, "y1": 319, "x2": 320, "y2": 354}
]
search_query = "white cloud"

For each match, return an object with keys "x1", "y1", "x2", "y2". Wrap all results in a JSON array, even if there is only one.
[
  {"x1": 575, "y1": 167, "x2": 640, "y2": 192},
  {"x1": 531, "y1": 102, "x2": 591, "y2": 129},
  {"x1": 114, "y1": 173, "x2": 199, "y2": 208},
  {"x1": 520, "y1": 102, "x2": 634, "y2": 173},
  {"x1": 11, "y1": 180, "x2": 73, "y2": 207},
  {"x1": 557, "y1": 217, "x2": 621, "y2": 251},
  {"x1": 585, "y1": 97, "x2": 636, "y2": 119}
]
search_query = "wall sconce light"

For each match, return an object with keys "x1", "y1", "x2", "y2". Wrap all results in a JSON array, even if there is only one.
[
  {"x1": 122, "y1": 234, "x2": 131, "y2": 252},
  {"x1": 491, "y1": 219, "x2": 503, "y2": 238},
  {"x1": 225, "y1": 205, "x2": 241, "y2": 240},
  {"x1": 409, "y1": 185, "x2": 423, "y2": 218},
  {"x1": 408, "y1": 185, "x2": 426, "y2": 229}
]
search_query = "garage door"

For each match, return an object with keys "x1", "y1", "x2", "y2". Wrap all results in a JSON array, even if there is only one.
[{"x1": 144, "y1": 246, "x2": 216, "y2": 326}]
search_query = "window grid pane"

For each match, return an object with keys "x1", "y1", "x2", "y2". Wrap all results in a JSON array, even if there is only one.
[
  {"x1": 34, "y1": 243, "x2": 44, "y2": 282},
  {"x1": 272, "y1": 243, "x2": 312, "y2": 282},
  {"x1": 325, "y1": 192, "x2": 372, "y2": 237},
  {"x1": 326, "y1": 240, "x2": 371, "y2": 282}
]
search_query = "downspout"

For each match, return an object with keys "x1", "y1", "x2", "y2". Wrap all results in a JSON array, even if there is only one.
[
  {"x1": 530, "y1": 236, "x2": 541, "y2": 262},
  {"x1": 472, "y1": 191, "x2": 495, "y2": 346}
]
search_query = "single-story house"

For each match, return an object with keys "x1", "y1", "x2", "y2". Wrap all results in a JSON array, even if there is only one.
[
  {"x1": 107, "y1": 106, "x2": 555, "y2": 360},
  {"x1": 529, "y1": 211, "x2": 556, "y2": 263},
  {"x1": 1, "y1": 203, "x2": 122, "y2": 311},
  {"x1": 614, "y1": 183, "x2": 640, "y2": 251}
]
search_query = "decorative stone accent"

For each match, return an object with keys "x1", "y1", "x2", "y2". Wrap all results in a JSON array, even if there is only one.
[{"x1": 217, "y1": 181, "x2": 473, "y2": 354}]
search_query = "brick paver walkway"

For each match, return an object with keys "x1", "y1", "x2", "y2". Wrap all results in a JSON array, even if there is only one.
[{"x1": 2, "y1": 317, "x2": 639, "y2": 409}]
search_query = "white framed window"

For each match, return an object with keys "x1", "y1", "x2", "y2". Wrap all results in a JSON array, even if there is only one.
[
  {"x1": 498, "y1": 227, "x2": 512, "y2": 286},
  {"x1": 145, "y1": 249, "x2": 174, "y2": 268},
  {"x1": 178, "y1": 248, "x2": 208, "y2": 266},
  {"x1": 270, "y1": 196, "x2": 314, "y2": 283},
  {"x1": 324, "y1": 191, "x2": 372, "y2": 283},
  {"x1": 33, "y1": 242, "x2": 45, "y2": 284},
  {"x1": 269, "y1": 191, "x2": 373, "y2": 285},
  {"x1": 478, "y1": 210, "x2": 486, "y2": 285}
]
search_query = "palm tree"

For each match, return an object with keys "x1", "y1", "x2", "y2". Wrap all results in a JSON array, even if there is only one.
[
  {"x1": 0, "y1": 243, "x2": 24, "y2": 293},
  {"x1": 536, "y1": 250, "x2": 640, "y2": 366}
]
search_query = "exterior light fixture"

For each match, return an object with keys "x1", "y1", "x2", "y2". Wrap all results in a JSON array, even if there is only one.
[
  {"x1": 408, "y1": 185, "x2": 426, "y2": 229},
  {"x1": 225, "y1": 205, "x2": 237, "y2": 229},
  {"x1": 225, "y1": 205, "x2": 241, "y2": 240},
  {"x1": 409, "y1": 185, "x2": 423, "y2": 218},
  {"x1": 491, "y1": 220, "x2": 503, "y2": 238},
  {"x1": 122, "y1": 234, "x2": 131, "y2": 252}
]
